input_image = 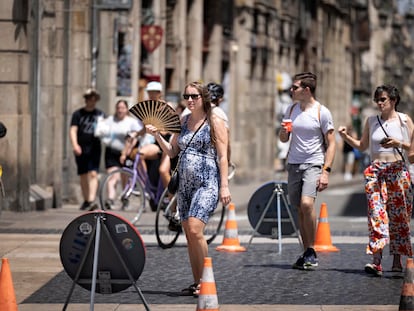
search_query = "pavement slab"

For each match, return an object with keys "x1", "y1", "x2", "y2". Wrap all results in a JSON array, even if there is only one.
[
  {"x1": 0, "y1": 173, "x2": 407, "y2": 311},
  {"x1": 20, "y1": 243, "x2": 404, "y2": 306}
]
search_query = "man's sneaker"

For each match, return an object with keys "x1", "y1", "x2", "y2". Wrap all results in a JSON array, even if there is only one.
[
  {"x1": 292, "y1": 255, "x2": 305, "y2": 270},
  {"x1": 303, "y1": 248, "x2": 319, "y2": 269},
  {"x1": 104, "y1": 199, "x2": 114, "y2": 210},
  {"x1": 79, "y1": 201, "x2": 91, "y2": 210},
  {"x1": 365, "y1": 263, "x2": 383, "y2": 276},
  {"x1": 121, "y1": 198, "x2": 129, "y2": 210},
  {"x1": 88, "y1": 202, "x2": 98, "y2": 211}
]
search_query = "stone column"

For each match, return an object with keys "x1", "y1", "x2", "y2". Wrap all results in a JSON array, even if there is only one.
[{"x1": 186, "y1": 0, "x2": 203, "y2": 81}]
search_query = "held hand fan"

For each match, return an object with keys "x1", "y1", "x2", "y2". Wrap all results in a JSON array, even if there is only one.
[{"x1": 129, "y1": 100, "x2": 181, "y2": 133}]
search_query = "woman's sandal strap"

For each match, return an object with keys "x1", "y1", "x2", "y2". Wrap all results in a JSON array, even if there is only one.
[{"x1": 180, "y1": 283, "x2": 199, "y2": 296}]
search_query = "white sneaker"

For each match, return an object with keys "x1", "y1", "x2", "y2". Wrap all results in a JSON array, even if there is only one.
[{"x1": 344, "y1": 172, "x2": 352, "y2": 181}]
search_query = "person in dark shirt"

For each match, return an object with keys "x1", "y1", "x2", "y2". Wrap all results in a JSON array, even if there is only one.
[
  {"x1": 70, "y1": 88, "x2": 105, "y2": 210},
  {"x1": 0, "y1": 122, "x2": 6, "y2": 138},
  {"x1": 342, "y1": 124, "x2": 357, "y2": 181}
]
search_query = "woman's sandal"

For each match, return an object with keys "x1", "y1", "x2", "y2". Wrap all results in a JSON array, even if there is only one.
[
  {"x1": 180, "y1": 283, "x2": 199, "y2": 296},
  {"x1": 193, "y1": 283, "x2": 201, "y2": 298}
]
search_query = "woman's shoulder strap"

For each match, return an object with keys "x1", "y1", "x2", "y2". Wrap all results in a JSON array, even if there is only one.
[{"x1": 397, "y1": 112, "x2": 408, "y2": 122}]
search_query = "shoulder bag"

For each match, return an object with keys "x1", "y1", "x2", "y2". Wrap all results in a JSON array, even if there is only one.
[{"x1": 167, "y1": 118, "x2": 206, "y2": 194}]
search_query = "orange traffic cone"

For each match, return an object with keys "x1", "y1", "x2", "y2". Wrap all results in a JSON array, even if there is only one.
[
  {"x1": 196, "y1": 257, "x2": 219, "y2": 311},
  {"x1": 0, "y1": 258, "x2": 18, "y2": 311},
  {"x1": 314, "y1": 202, "x2": 339, "y2": 252},
  {"x1": 216, "y1": 203, "x2": 246, "y2": 252},
  {"x1": 400, "y1": 258, "x2": 414, "y2": 310}
]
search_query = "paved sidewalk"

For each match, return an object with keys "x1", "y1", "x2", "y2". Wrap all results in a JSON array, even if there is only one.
[
  {"x1": 16, "y1": 304, "x2": 399, "y2": 311},
  {"x1": 0, "y1": 173, "x2": 403, "y2": 311},
  {"x1": 1, "y1": 232, "x2": 401, "y2": 311}
]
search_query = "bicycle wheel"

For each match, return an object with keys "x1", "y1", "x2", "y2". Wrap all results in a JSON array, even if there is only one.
[
  {"x1": 205, "y1": 203, "x2": 226, "y2": 244},
  {"x1": 155, "y1": 188, "x2": 180, "y2": 249},
  {"x1": 99, "y1": 168, "x2": 146, "y2": 225}
]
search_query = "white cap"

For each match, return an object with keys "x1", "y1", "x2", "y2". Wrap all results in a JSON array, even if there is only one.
[{"x1": 146, "y1": 81, "x2": 162, "y2": 92}]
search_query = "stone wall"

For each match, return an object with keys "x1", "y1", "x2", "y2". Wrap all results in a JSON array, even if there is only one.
[{"x1": 0, "y1": 0, "x2": 385, "y2": 210}]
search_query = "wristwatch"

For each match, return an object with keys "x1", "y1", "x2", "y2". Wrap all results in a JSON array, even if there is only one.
[{"x1": 323, "y1": 165, "x2": 331, "y2": 173}]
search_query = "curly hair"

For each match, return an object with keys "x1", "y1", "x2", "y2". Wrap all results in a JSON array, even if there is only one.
[{"x1": 373, "y1": 84, "x2": 400, "y2": 109}]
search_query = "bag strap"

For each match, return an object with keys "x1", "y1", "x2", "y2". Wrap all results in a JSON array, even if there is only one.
[
  {"x1": 171, "y1": 117, "x2": 206, "y2": 174},
  {"x1": 376, "y1": 115, "x2": 405, "y2": 161}
]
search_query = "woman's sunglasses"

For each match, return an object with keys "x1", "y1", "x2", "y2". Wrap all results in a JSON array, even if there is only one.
[{"x1": 183, "y1": 94, "x2": 201, "y2": 100}]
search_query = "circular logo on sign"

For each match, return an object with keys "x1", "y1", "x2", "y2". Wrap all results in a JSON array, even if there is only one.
[
  {"x1": 79, "y1": 222, "x2": 93, "y2": 235},
  {"x1": 122, "y1": 238, "x2": 134, "y2": 250}
]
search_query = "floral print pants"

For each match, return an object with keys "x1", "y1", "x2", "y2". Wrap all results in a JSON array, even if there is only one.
[{"x1": 364, "y1": 161, "x2": 412, "y2": 256}]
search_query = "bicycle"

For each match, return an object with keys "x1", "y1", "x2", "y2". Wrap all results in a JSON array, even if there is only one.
[
  {"x1": 98, "y1": 151, "x2": 164, "y2": 225},
  {"x1": 155, "y1": 163, "x2": 236, "y2": 249}
]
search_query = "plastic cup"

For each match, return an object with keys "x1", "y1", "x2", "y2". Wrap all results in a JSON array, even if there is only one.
[{"x1": 282, "y1": 119, "x2": 292, "y2": 132}]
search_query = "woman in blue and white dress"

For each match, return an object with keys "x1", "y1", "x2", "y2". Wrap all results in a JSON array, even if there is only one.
[{"x1": 146, "y1": 81, "x2": 231, "y2": 296}]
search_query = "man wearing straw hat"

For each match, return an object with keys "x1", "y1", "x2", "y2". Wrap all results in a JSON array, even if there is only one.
[{"x1": 70, "y1": 88, "x2": 105, "y2": 211}]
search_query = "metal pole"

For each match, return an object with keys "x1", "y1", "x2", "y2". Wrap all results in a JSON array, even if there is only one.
[
  {"x1": 89, "y1": 214, "x2": 102, "y2": 311},
  {"x1": 276, "y1": 189, "x2": 282, "y2": 254}
]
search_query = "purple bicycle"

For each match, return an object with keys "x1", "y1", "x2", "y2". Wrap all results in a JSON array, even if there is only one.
[{"x1": 98, "y1": 151, "x2": 164, "y2": 225}]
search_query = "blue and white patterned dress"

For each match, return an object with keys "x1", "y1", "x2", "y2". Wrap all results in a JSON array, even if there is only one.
[{"x1": 177, "y1": 116, "x2": 219, "y2": 223}]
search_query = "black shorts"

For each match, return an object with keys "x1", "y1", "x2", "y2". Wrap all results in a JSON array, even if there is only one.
[
  {"x1": 75, "y1": 149, "x2": 101, "y2": 175},
  {"x1": 105, "y1": 147, "x2": 122, "y2": 169}
]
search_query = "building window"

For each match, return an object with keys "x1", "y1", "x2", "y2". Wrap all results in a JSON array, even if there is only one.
[{"x1": 116, "y1": 19, "x2": 132, "y2": 96}]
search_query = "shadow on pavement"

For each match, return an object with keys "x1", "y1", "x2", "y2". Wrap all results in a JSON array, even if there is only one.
[
  {"x1": 341, "y1": 192, "x2": 367, "y2": 217},
  {"x1": 23, "y1": 243, "x2": 403, "y2": 306}
]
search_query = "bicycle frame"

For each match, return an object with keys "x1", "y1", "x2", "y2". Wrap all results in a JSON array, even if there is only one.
[
  {"x1": 128, "y1": 152, "x2": 164, "y2": 207},
  {"x1": 120, "y1": 159, "x2": 139, "y2": 199}
]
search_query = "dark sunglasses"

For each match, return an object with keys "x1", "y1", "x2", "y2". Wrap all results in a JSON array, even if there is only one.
[
  {"x1": 374, "y1": 97, "x2": 388, "y2": 103},
  {"x1": 291, "y1": 85, "x2": 301, "y2": 91},
  {"x1": 183, "y1": 94, "x2": 201, "y2": 100}
]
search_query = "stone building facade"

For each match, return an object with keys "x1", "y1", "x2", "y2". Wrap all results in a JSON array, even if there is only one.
[{"x1": 1, "y1": 0, "x2": 410, "y2": 211}]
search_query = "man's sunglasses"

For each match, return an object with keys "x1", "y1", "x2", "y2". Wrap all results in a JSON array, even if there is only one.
[{"x1": 183, "y1": 94, "x2": 201, "y2": 100}]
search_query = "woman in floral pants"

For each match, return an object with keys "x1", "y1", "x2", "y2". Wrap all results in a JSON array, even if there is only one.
[
  {"x1": 339, "y1": 84, "x2": 413, "y2": 276},
  {"x1": 364, "y1": 162, "x2": 412, "y2": 266}
]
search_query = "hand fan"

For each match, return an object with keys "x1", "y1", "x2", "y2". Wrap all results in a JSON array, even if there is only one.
[{"x1": 129, "y1": 100, "x2": 181, "y2": 133}]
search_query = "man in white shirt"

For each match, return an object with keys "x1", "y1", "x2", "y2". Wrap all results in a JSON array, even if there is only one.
[{"x1": 279, "y1": 72, "x2": 336, "y2": 270}]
